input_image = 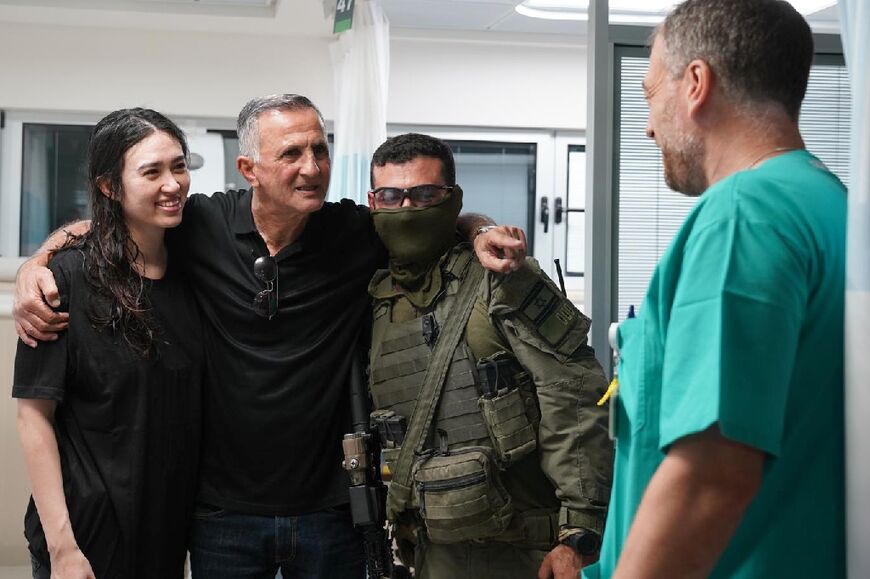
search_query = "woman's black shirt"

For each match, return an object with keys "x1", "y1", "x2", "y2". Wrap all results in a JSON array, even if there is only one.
[{"x1": 12, "y1": 247, "x2": 203, "y2": 578}]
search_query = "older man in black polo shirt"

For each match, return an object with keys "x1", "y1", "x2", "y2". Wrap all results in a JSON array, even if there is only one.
[{"x1": 13, "y1": 94, "x2": 526, "y2": 579}]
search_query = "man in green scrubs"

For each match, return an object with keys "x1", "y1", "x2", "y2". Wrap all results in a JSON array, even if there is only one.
[{"x1": 584, "y1": 1, "x2": 847, "y2": 578}]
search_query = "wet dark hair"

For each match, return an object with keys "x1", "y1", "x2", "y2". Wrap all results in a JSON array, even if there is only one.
[
  {"x1": 658, "y1": 0, "x2": 813, "y2": 120},
  {"x1": 370, "y1": 133, "x2": 456, "y2": 188},
  {"x1": 64, "y1": 108, "x2": 188, "y2": 357}
]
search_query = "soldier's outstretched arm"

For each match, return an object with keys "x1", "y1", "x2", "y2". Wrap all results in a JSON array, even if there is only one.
[{"x1": 483, "y1": 259, "x2": 613, "y2": 562}]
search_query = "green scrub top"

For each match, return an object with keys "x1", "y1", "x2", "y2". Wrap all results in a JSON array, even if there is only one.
[{"x1": 584, "y1": 150, "x2": 846, "y2": 579}]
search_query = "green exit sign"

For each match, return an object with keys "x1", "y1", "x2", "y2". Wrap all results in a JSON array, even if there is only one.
[{"x1": 334, "y1": 0, "x2": 355, "y2": 33}]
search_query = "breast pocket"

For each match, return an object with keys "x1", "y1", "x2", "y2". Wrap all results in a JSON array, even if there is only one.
[{"x1": 616, "y1": 317, "x2": 647, "y2": 435}]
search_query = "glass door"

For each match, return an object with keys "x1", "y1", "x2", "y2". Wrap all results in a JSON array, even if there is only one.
[
  {"x1": 393, "y1": 127, "x2": 555, "y2": 264},
  {"x1": 551, "y1": 134, "x2": 587, "y2": 311},
  {"x1": 446, "y1": 140, "x2": 537, "y2": 245}
]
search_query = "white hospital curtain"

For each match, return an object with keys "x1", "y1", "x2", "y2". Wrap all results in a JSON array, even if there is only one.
[
  {"x1": 329, "y1": 0, "x2": 390, "y2": 204},
  {"x1": 839, "y1": 2, "x2": 870, "y2": 578}
]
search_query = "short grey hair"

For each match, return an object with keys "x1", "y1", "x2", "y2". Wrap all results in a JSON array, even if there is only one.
[
  {"x1": 236, "y1": 94, "x2": 326, "y2": 161},
  {"x1": 655, "y1": 0, "x2": 813, "y2": 120}
]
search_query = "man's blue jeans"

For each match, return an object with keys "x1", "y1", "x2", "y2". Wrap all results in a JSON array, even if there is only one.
[{"x1": 189, "y1": 503, "x2": 366, "y2": 579}]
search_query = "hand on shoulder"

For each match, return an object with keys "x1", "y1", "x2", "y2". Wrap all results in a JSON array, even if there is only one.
[
  {"x1": 14, "y1": 256, "x2": 68, "y2": 348},
  {"x1": 474, "y1": 225, "x2": 527, "y2": 273}
]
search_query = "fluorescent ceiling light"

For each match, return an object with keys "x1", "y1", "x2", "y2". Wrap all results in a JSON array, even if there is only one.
[{"x1": 516, "y1": 0, "x2": 837, "y2": 23}]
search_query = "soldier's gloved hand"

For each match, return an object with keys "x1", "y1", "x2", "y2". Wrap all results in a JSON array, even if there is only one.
[
  {"x1": 538, "y1": 544, "x2": 590, "y2": 579},
  {"x1": 474, "y1": 225, "x2": 527, "y2": 273}
]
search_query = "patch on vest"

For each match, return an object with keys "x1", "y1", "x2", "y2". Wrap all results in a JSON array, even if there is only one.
[{"x1": 519, "y1": 281, "x2": 578, "y2": 346}]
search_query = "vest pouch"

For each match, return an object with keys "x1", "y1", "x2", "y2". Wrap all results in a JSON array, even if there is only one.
[
  {"x1": 479, "y1": 387, "x2": 537, "y2": 468},
  {"x1": 413, "y1": 448, "x2": 513, "y2": 544},
  {"x1": 387, "y1": 477, "x2": 414, "y2": 522}
]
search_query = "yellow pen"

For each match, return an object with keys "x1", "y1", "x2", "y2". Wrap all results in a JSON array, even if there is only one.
[{"x1": 598, "y1": 376, "x2": 619, "y2": 406}]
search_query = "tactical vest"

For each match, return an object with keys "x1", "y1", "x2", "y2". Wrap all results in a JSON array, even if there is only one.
[
  {"x1": 370, "y1": 247, "x2": 564, "y2": 548},
  {"x1": 369, "y1": 249, "x2": 491, "y2": 452}
]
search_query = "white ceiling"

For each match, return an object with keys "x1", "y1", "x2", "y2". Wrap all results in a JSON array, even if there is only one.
[
  {"x1": 0, "y1": 0, "x2": 840, "y2": 39},
  {"x1": 376, "y1": 0, "x2": 839, "y2": 34}
]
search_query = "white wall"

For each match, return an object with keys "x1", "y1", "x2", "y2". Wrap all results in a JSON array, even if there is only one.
[
  {"x1": 389, "y1": 32, "x2": 587, "y2": 129},
  {"x1": 0, "y1": 22, "x2": 586, "y2": 130},
  {"x1": 0, "y1": 21, "x2": 335, "y2": 121}
]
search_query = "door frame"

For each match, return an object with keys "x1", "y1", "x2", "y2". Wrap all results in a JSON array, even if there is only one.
[{"x1": 552, "y1": 132, "x2": 587, "y2": 302}]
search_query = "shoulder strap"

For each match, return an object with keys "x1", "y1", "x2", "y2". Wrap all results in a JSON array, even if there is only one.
[{"x1": 391, "y1": 259, "x2": 484, "y2": 489}]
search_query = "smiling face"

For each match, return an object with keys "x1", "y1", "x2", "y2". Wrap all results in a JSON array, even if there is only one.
[
  {"x1": 644, "y1": 36, "x2": 707, "y2": 196},
  {"x1": 108, "y1": 130, "x2": 190, "y2": 237},
  {"x1": 238, "y1": 107, "x2": 330, "y2": 216}
]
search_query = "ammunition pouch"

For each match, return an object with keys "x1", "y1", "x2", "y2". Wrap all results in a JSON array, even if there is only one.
[
  {"x1": 478, "y1": 388, "x2": 537, "y2": 468},
  {"x1": 476, "y1": 352, "x2": 538, "y2": 468},
  {"x1": 412, "y1": 448, "x2": 513, "y2": 544}
]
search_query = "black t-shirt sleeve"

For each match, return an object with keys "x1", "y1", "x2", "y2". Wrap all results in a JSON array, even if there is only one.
[
  {"x1": 342, "y1": 200, "x2": 387, "y2": 268},
  {"x1": 12, "y1": 254, "x2": 75, "y2": 402}
]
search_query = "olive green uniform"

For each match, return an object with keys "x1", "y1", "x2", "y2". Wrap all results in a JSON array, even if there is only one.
[{"x1": 368, "y1": 244, "x2": 613, "y2": 578}]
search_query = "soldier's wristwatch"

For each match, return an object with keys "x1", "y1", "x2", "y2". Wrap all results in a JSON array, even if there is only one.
[
  {"x1": 475, "y1": 225, "x2": 498, "y2": 236},
  {"x1": 560, "y1": 531, "x2": 600, "y2": 556}
]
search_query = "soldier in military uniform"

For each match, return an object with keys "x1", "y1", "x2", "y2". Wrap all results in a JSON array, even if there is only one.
[{"x1": 365, "y1": 133, "x2": 613, "y2": 579}]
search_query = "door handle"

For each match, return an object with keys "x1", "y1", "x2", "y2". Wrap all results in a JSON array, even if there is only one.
[
  {"x1": 554, "y1": 197, "x2": 564, "y2": 225},
  {"x1": 540, "y1": 196, "x2": 550, "y2": 233}
]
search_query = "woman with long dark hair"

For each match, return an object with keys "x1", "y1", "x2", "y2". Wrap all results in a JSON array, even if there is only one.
[{"x1": 13, "y1": 108, "x2": 203, "y2": 578}]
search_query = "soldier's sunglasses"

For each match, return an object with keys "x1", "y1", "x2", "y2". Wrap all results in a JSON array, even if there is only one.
[
  {"x1": 253, "y1": 255, "x2": 278, "y2": 319},
  {"x1": 372, "y1": 184, "x2": 455, "y2": 209}
]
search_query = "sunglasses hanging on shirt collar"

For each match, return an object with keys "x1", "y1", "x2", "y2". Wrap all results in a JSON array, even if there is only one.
[{"x1": 253, "y1": 255, "x2": 278, "y2": 319}]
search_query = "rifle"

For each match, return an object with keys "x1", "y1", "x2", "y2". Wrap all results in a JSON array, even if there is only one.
[{"x1": 342, "y1": 347, "x2": 411, "y2": 579}]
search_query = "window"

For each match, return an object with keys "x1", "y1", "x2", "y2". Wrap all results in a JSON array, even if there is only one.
[
  {"x1": 20, "y1": 124, "x2": 93, "y2": 256},
  {"x1": 613, "y1": 46, "x2": 851, "y2": 321},
  {"x1": 208, "y1": 129, "x2": 250, "y2": 192},
  {"x1": 9, "y1": 120, "x2": 242, "y2": 257}
]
